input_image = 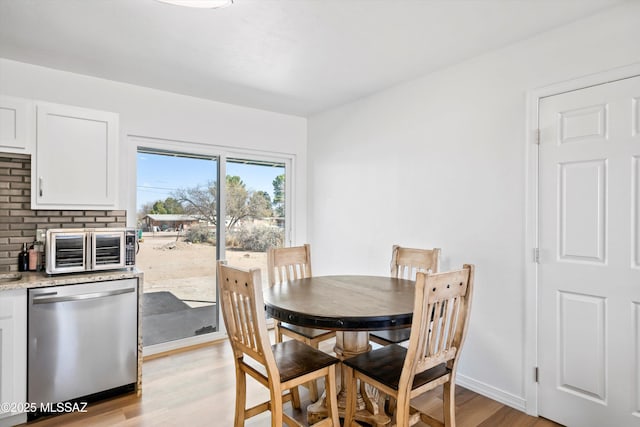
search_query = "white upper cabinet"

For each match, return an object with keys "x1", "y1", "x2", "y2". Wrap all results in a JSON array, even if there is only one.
[
  {"x1": 0, "y1": 95, "x2": 32, "y2": 154},
  {"x1": 32, "y1": 102, "x2": 119, "y2": 210}
]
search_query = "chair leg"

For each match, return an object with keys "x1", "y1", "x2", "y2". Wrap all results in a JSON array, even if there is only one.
[
  {"x1": 271, "y1": 389, "x2": 284, "y2": 427},
  {"x1": 443, "y1": 381, "x2": 456, "y2": 427},
  {"x1": 394, "y1": 389, "x2": 411, "y2": 427},
  {"x1": 387, "y1": 396, "x2": 397, "y2": 416},
  {"x1": 307, "y1": 379, "x2": 320, "y2": 402},
  {"x1": 275, "y1": 321, "x2": 283, "y2": 343},
  {"x1": 344, "y1": 366, "x2": 358, "y2": 427},
  {"x1": 290, "y1": 385, "x2": 301, "y2": 409},
  {"x1": 234, "y1": 363, "x2": 247, "y2": 426},
  {"x1": 305, "y1": 340, "x2": 320, "y2": 402},
  {"x1": 324, "y1": 365, "x2": 340, "y2": 426}
]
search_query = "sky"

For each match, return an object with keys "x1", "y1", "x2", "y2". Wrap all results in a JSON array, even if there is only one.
[{"x1": 136, "y1": 152, "x2": 284, "y2": 212}]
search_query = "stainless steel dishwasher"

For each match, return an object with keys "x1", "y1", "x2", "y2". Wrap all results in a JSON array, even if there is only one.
[{"x1": 28, "y1": 279, "x2": 138, "y2": 414}]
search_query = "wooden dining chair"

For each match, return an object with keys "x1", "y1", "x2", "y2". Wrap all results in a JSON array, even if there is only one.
[
  {"x1": 217, "y1": 261, "x2": 341, "y2": 427},
  {"x1": 267, "y1": 244, "x2": 336, "y2": 401},
  {"x1": 344, "y1": 264, "x2": 475, "y2": 427},
  {"x1": 369, "y1": 245, "x2": 441, "y2": 346}
]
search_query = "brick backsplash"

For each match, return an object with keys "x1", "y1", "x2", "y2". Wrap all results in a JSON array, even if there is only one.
[{"x1": 0, "y1": 153, "x2": 126, "y2": 272}]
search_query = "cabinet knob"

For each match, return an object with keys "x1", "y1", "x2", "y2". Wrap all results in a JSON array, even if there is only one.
[{"x1": 39, "y1": 177, "x2": 43, "y2": 197}]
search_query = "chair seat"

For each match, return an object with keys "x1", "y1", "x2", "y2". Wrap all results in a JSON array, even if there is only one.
[
  {"x1": 280, "y1": 322, "x2": 335, "y2": 340},
  {"x1": 344, "y1": 344, "x2": 450, "y2": 391},
  {"x1": 369, "y1": 327, "x2": 411, "y2": 345},
  {"x1": 273, "y1": 339, "x2": 339, "y2": 383}
]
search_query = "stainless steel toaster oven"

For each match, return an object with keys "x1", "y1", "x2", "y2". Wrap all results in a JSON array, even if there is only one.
[{"x1": 46, "y1": 228, "x2": 136, "y2": 274}]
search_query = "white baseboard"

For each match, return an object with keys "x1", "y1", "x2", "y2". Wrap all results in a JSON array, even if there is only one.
[{"x1": 456, "y1": 374, "x2": 527, "y2": 413}]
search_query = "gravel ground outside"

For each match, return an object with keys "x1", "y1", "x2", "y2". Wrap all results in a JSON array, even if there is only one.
[{"x1": 137, "y1": 232, "x2": 270, "y2": 307}]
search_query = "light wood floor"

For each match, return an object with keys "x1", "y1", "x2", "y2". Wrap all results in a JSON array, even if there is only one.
[{"x1": 27, "y1": 338, "x2": 562, "y2": 427}]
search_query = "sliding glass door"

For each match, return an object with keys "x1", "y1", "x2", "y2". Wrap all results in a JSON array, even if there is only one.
[
  {"x1": 136, "y1": 147, "x2": 289, "y2": 350},
  {"x1": 137, "y1": 150, "x2": 219, "y2": 347},
  {"x1": 224, "y1": 157, "x2": 286, "y2": 285}
]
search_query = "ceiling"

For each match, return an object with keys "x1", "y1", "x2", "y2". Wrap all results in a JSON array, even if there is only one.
[{"x1": 0, "y1": 0, "x2": 627, "y2": 117}]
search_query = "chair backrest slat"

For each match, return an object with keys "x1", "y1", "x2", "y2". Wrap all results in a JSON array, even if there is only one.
[
  {"x1": 445, "y1": 297, "x2": 461, "y2": 350},
  {"x1": 268, "y1": 244, "x2": 313, "y2": 286},
  {"x1": 391, "y1": 245, "x2": 441, "y2": 280}
]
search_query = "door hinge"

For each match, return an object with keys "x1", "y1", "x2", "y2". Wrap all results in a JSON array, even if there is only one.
[
  {"x1": 535, "y1": 367, "x2": 539, "y2": 383},
  {"x1": 536, "y1": 129, "x2": 541, "y2": 145},
  {"x1": 533, "y1": 248, "x2": 540, "y2": 264}
]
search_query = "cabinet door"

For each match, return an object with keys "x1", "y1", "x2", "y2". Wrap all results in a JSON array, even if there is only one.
[
  {"x1": 0, "y1": 290, "x2": 27, "y2": 421},
  {"x1": 0, "y1": 95, "x2": 31, "y2": 153},
  {"x1": 32, "y1": 102, "x2": 118, "y2": 209}
]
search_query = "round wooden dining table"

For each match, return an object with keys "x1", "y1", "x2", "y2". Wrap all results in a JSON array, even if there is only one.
[{"x1": 263, "y1": 275, "x2": 416, "y2": 426}]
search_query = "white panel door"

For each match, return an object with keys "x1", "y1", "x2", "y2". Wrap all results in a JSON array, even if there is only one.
[{"x1": 539, "y1": 75, "x2": 640, "y2": 426}]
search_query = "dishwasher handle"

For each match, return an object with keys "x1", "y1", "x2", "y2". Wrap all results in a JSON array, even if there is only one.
[{"x1": 32, "y1": 287, "x2": 136, "y2": 304}]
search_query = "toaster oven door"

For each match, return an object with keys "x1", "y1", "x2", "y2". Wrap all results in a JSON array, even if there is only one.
[
  {"x1": 46, "y1": 231, "x2": 88, "y2": 274},
  {"x1": 91, "y1": 231, "x2": 125, "y2": 270}
]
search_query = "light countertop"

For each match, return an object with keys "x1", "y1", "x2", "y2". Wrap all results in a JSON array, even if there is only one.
[{"x1": 0, "y1": 268, "x2": 144, "y2": 291}]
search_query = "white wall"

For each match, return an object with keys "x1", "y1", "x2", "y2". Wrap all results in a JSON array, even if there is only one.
[
  {"x1": 0, "y1": 58, "x2": 308, "y2": 242},
  {"x1": 308, "y1": 1, "x2": 640, "y2": 412}
]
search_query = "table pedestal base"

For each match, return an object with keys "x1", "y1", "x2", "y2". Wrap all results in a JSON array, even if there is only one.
[
  {"x1": 307, "y1": 398, "x2": 390, "y2": 427},
  {"x1": 306, "y1": 331, "x2": 390, "y2": 426}
]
